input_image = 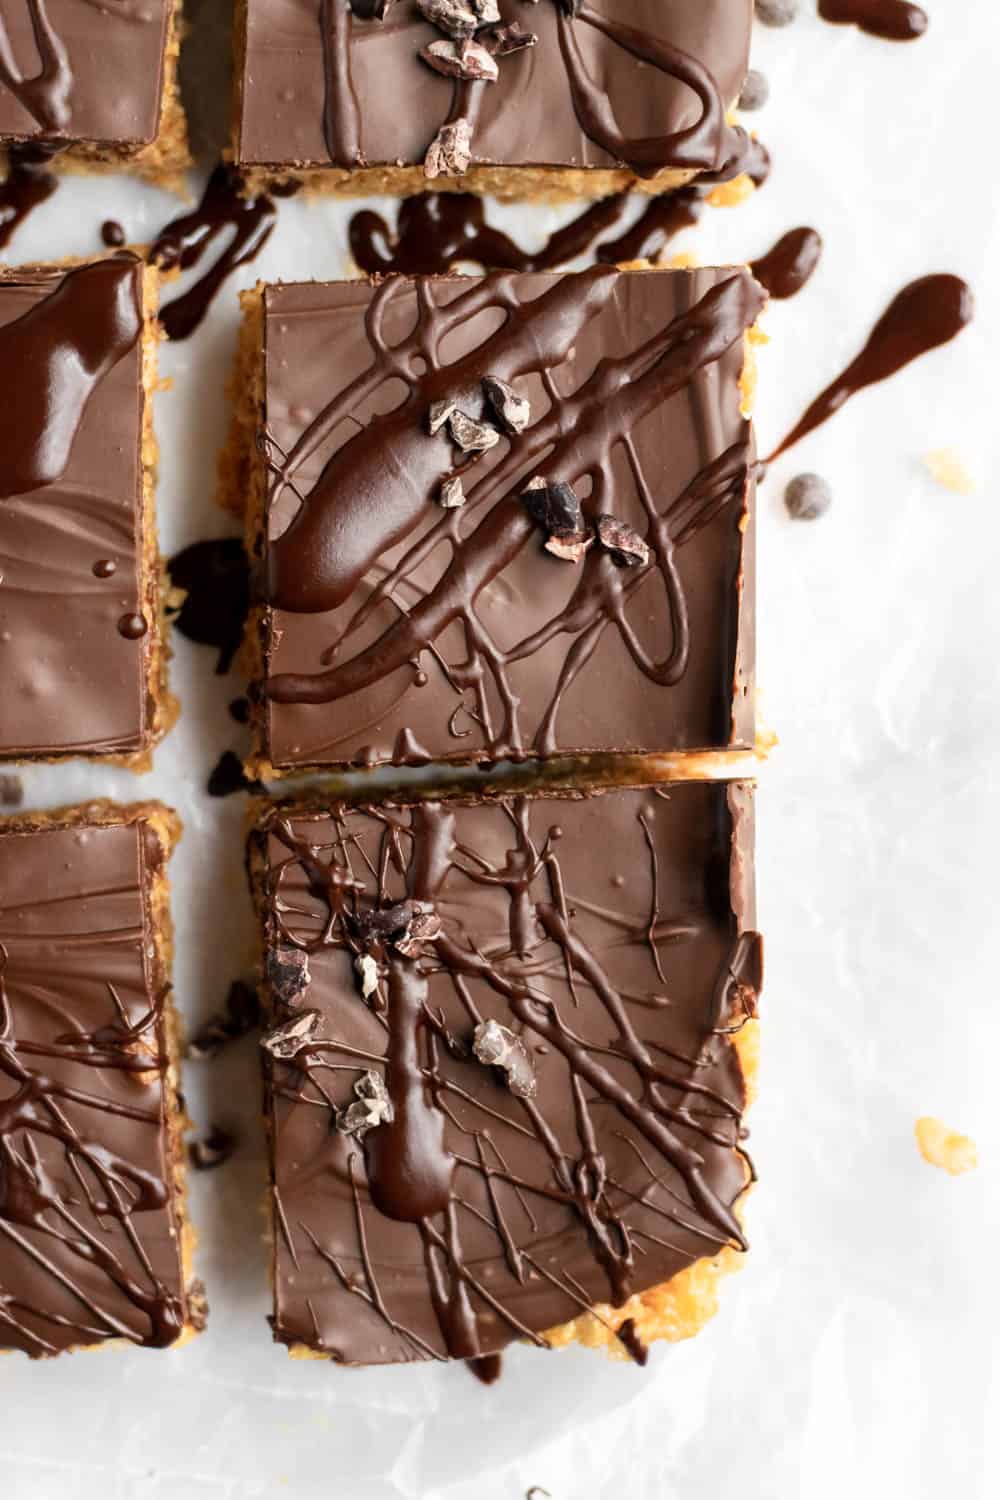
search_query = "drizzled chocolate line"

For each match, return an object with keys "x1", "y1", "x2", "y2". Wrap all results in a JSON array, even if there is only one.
[
  {"x1": 555, "y1": 4, "x2": 745, "y2": 178},
  {"x1": 0, "y1": 822, "x2": 185, "y2": 1356},
  {"x1": 262, "y1": 267, "x2": 762, "y2": 762},
  {"x1": 0, "y1": 258, "x2": 141, "y2": 501},
  {"x1": 317, "y1": 0, "x2": 748, "y2": 176},
  {"x1": 0, "y1": 0, "x2": 72, "y2": 134},
  {"x1": 257, "y1": 788, "x2": 760, "y2": 1363}
]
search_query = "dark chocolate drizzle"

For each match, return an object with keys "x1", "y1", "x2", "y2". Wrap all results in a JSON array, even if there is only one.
[
  {"x1": 767, "y1": 274, "x2": 973, "y2": 462},
  {"x1": 0, "y1": 0, "x2": 72, "y2": 133},
  {"x1": 0, "y1": 820, "x2": 186, "y2": 1356},
  {"x1": 348, "y1": 139, "x2": 771, "y2": 278},
  {"x1": 0, "y1": 257, "x2": 141, "y2": 501},
  {"x1": 151, "y1": 165, "x2": 278, "y2": 342},
  {"x1": 0, "y1": 145, "x2": 58, "y2": 252},
  {"x1": 264, "y1": 267, "x2": 763, "y2": 767},
  {"x1": 166, "y1": 537, "x2": 250, "y2": 673},
  {"x1": 818, "y1": 0, "x2": 927, "y2": 42},
  {"x1": 258, "y1": 787, "x2": 760, "y2": 1364}
]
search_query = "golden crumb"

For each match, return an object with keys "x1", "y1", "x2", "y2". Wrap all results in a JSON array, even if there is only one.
[
  {"x1": 922, "y1": 449, "x2": 976, "y2": 495},
  {"x1": 665, "y1": 250, "x2": 700, "y2": 270},
  {"x1": 915, "y1": 1117, "x2": 979, "y2": 1176},
  {"x1": 707, "y1": 173, "x2": 757, "y2": 210}
]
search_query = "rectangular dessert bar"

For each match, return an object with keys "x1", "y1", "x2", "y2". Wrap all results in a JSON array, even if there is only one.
[
  {"x1": 232, "y1": 0, "x2": 753, "y2": 199},
  {"x1": 249, "y1": 781, "x2": 761, "y2": 1365},
  {"x1": 0, "y1": 0, "x2": 188, "y2": 188},
  {"x1": 0, "y1": 255, "x2": 174, "y2": 766},
  {"x1": 234, "y1": 264, "x2": 763, "y2": 775},
  {"x1": 0, "y1": 801, "x2": 203, "y2": 1357}
]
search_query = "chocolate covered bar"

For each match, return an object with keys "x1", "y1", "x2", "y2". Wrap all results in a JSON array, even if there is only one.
[
  {"x1": 0, "y1": 256, "x2": 175, "y2": 766},
  {"x1": 0, "y1": 801, "x2": 204, "y2": 1357},
  {"x1": 232, "y1": 0, "x2": 754, "y2": 199},
  {"x1": 249, "y1": 781, "x2": 761, "y2": 1365},
  {"x1": 231, "y1": 264, "x2": 763, "y2": 776},
  {"x1": 0, "y1": 0, "x2": 188, "y2": 188}
]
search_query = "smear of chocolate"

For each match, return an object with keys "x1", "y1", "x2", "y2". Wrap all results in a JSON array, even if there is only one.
[
  {"x1": 466, "y1": 1352, "x2": 503, "y2": 1385},
  {"x1": 188, "y1": 980, "x2": 261, "y2": 1061},
  {"x1": 818, "y1": 0, "x2": 927, "y2": 42},
  {"x1": 151, "y1": 165, "x2": 278, "y2": 341},
  {"x1": 166, "y1": 537, "x2": 250, "y2": 673},
  {"x1": 229, "y1": 695, "x2": 251, "y2": 724},
  {"x1": 0, "y1": 146, "x2": 59, "y2": 252},
  {"x1": 207, "y1": 750, "x2": 262, "y2": 798},
  {"x1": 101, "y1": 219, "x2": 127, "y2": 247},
  {"x1": 189, "y1": 1126, "x2": 237, "y2": 1172},
  {"x1": 0, "y1": 773, "x2": 24, "y2": 807},
  {"x1": 0, "y1": 257, "x2": 141, "y2": 501},
  {"x1": 767, "y1": 274, "x2": 973, "y2": 462},
  {"x1": 750, "y1": 227, "x2": 823, "y2": 301}
]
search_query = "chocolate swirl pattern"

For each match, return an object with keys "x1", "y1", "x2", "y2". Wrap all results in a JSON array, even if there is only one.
[
  {"x1": 252, "y1": 784, "x2": 761, "y2": 1365},
  {"x1": 0, "y1": 817, "x2": 188, "y2": 1357},
  {"x1": 256, "y1": 266, "x2": 762, "y2": 771}
]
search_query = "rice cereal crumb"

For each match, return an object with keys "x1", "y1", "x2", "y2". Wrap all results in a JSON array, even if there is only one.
[
  {"x1": 915, "y1": 1116, "x2": 978, "y2": 1176},
  {"x1": 922, "y1": 449, "x2": 976, "y2": 495}
]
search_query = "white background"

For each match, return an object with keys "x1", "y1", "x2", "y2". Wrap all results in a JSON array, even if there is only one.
[{"x1": 1, "y1": 2, "x2": 998, "y2": 1496}]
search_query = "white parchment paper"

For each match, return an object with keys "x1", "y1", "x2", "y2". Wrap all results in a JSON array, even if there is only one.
[{"x1": 2, "y1": 3, "x2": 998, "y2": 1496}]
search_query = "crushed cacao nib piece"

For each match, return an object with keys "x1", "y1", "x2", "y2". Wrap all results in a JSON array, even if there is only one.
[
  {"x1": 428, "y1": 397, "x2": 460, "y2": 435},
  {"x1": 520, "y1": 476, "x2": 586, "y2": 536},
  {"x1": 421, "y1": 38, "x2": 499, "y2": 81},
  {"x1": 473, "y1": 1018, "x2": 537, "y2": 1098},
  {"x1": 336, "y1": 1069, "x2": 395, "y2": 1137},
  {"x1": 471, "y1": 0, "x2": 501, "y2": 21},
  {"x1": 439, "y1": 475, "x2": 467, "y2": 508},
  {"x1": 544, "y1": 531, "x2": 593, "y2": 563},
  {"x1": 355, "y1": 899, "x2": 443, "y2": 956},
  {"x1": 187, "y1": 979, "x2": 260, "y2": 1060},
  {"x1": 189, "y1": 1126, "x2": 237, "y2": 1171},
  {"x1": 416, "y1": 0, "x2": 478, "y2": 36},
  {"x1": 266, "y1": 946, "x2": 311, "y2": 1007},
  {"x1": 595, "y1": 515, "x2": 650, "y2": 568},
  {"x1": 448, "y1": 409, "x2": 501, "y2": 453},
  {"x1": 355, "y1": 952, "x2": 380, "y2": 998},
  {"x1": 261, "y1": 1008, "x2": 322, "y2": 1059},
  {"x1": 425, "y1": 117, "x2": 473, "y2": 178},
  {"x1": 488, "y1": 21, "x2": 538, "y2": 55},
  {"x1": 482, "y1": 374, "x2": 531, "y2": 434}
]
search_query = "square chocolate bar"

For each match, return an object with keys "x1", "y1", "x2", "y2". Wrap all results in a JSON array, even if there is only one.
[
  {"x1": 0, "y1": 0, "x2": 188, "y2": 187},
  {"x1": 234, "y1": 264, "x2": 762, "y2": 775},
  {"x1": 249, "y1": 781, "x2": 761, "y2": 1365},
  {"x1": 232, "y1": 0, "x2": 753, "y2": 198},
  {"x1": 0, "y1": 801, "x2": 203, "y2": 1356},
  {"x1": 0, "y1": 256, "x2": 174, "y2": 765}
]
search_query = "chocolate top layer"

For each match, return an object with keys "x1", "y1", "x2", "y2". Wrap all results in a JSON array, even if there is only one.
[
  {"x1": 0, "y1": 0, "x2": 173, "y2": 147},
  {"x1": 258, "y1": 266, "x2": 761, "y2": 770},
  {"x1": 0, "y1": 816, "x2": 186, "y2": 1356},
  {"x1": 254, "y1": 782, "x2": 760, "y2": 1365},
  {"x1": 236, "y1": 0, "x2": 752, "y2": 174},
  {"x1": 0, "y1": 258, "x2": 151, "y2": 759}
]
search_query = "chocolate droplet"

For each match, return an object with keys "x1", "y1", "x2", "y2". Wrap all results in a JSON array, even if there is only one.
[
  {"x1": 117, "y1": 611, "x2": 148, "y2": 639},
  {"x1": 92, "y1": 558, "x2": 117, "y2": 578}
]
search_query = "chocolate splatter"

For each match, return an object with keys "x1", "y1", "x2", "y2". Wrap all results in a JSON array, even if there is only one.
[
  {"x1": 207, "y1": 750, "x2": 262, "y2": 798},
  {"x1": 166, "y1": 538, "x2": 250, "y2": 673},
  {"x1": 188, "y1": 980, "x2": 261, "y2": 1061}
]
